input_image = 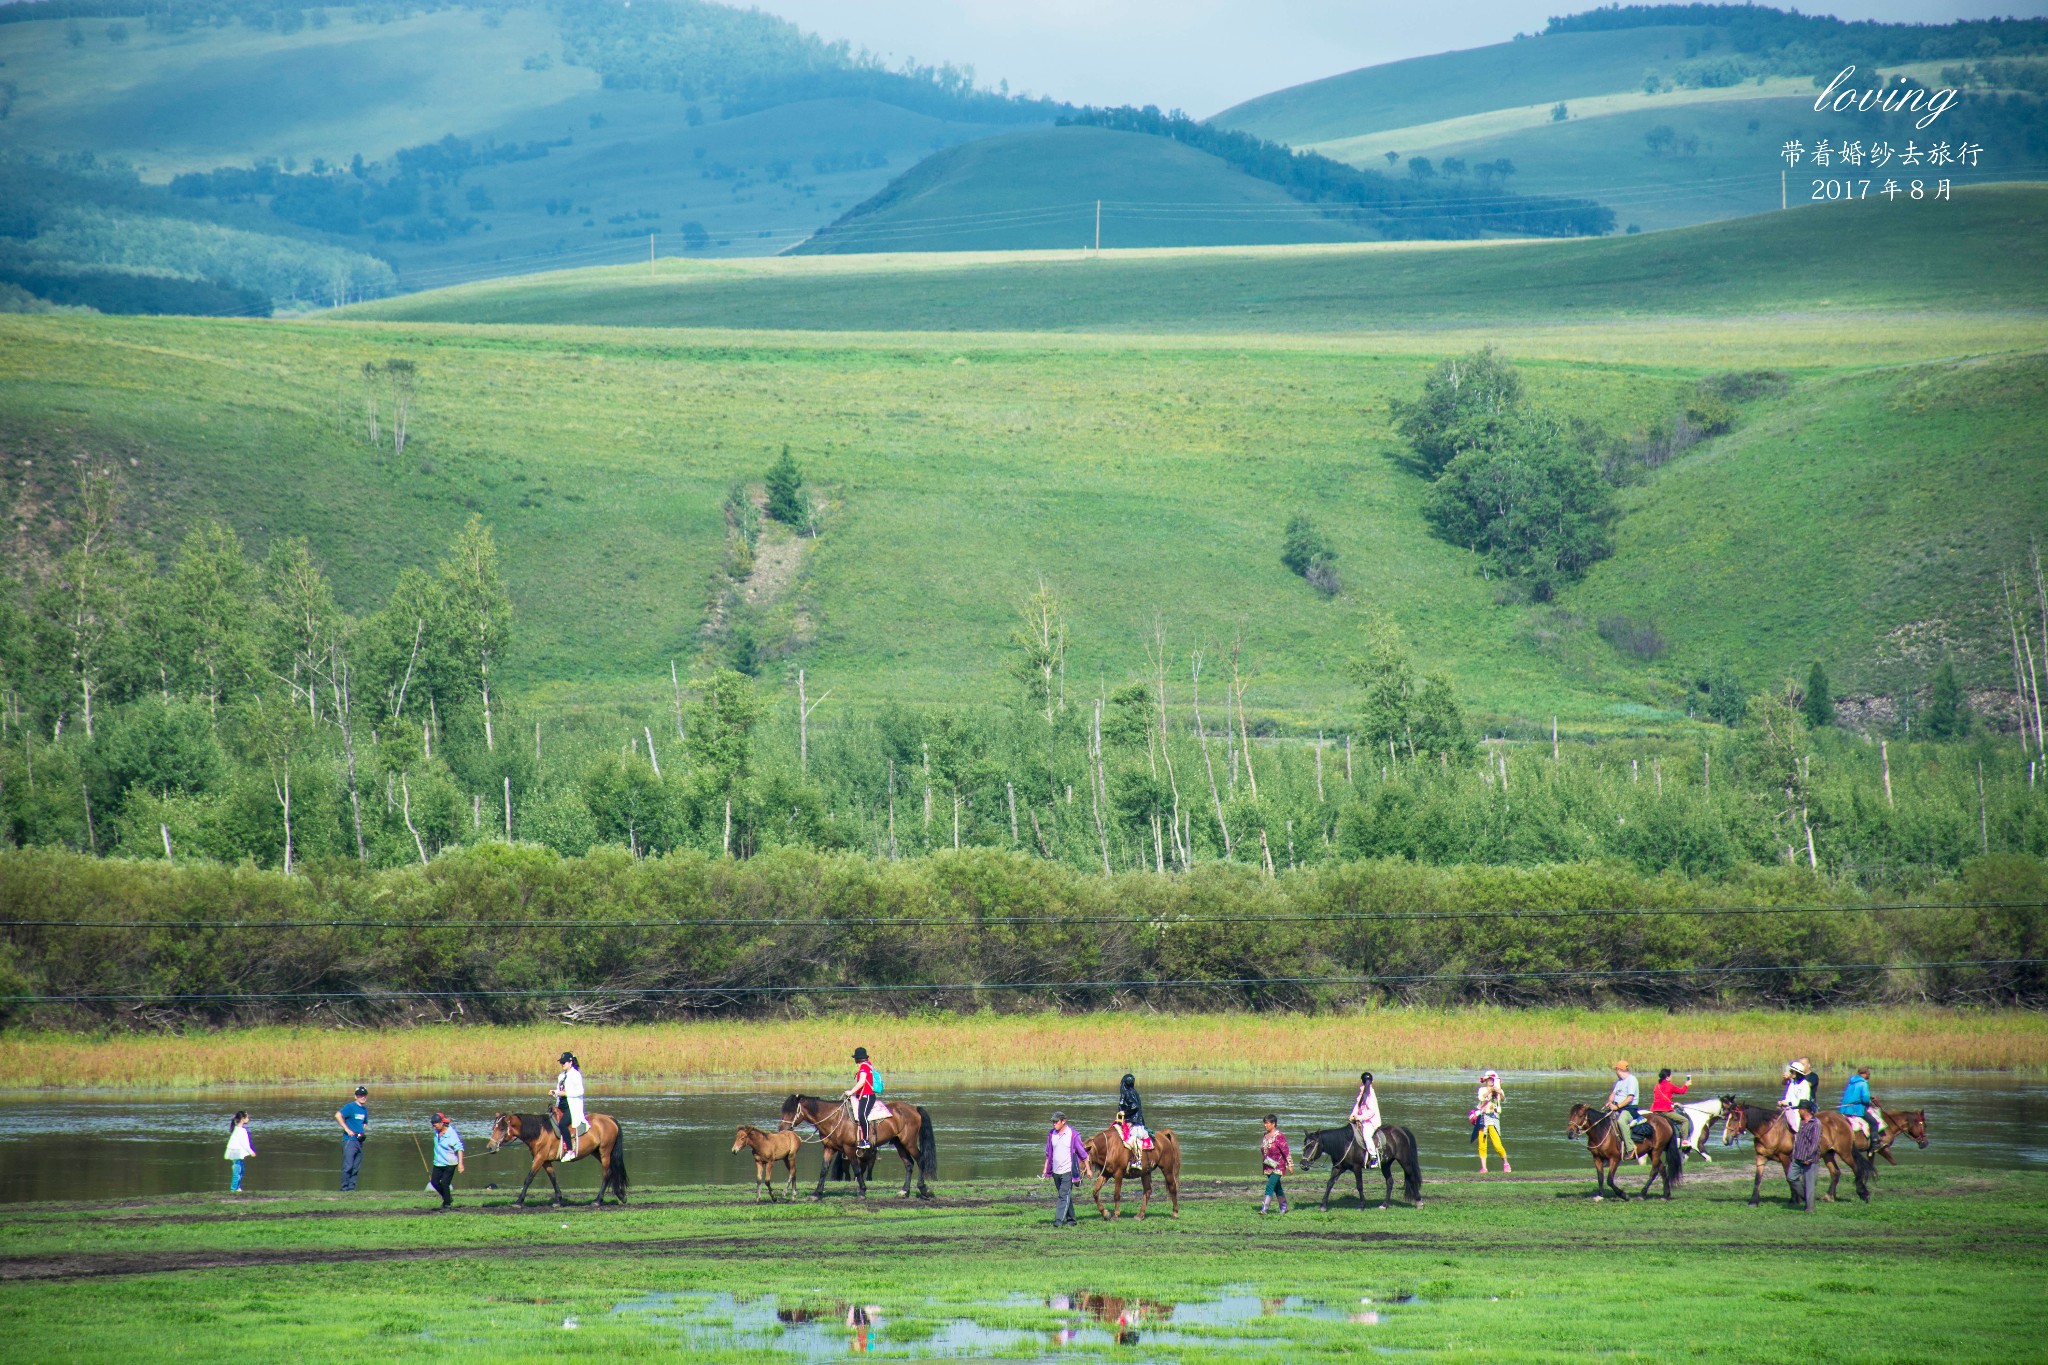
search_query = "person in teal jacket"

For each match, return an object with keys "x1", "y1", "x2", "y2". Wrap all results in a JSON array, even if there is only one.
[{"x1": 1838, "y1": 1067, "x2": 1887, "y2": 1150}]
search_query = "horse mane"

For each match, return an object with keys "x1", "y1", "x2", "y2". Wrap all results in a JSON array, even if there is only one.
[{"x1": 515, "y1": 1113, "x2": 550, "y2": 1139}]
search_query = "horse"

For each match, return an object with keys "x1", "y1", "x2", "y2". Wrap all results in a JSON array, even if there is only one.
[
  {"x1": 732, "y1": 1123, "x2": 804, "y2": 1202},
  {"x1": 1674, "y1": 1095, "x2": 1725, "y2": 1162},
  {"x1": 779, "y1": 1092, "x2": 937, "y2": 1200},
  {"x1": 1297, "y1": 1125, "x2": 1424, "y2": 1210},
  {"x1": 485, "y1": 1110, "x2": 628, "y2": 1206},
  {"x1": 1081, "y1": 1126, "x2": 1181, "y2": 1220},
  {"x1": 1874, "y1": 1108, "x2": 1929, "y2": 1164},
  {"x1": 1718, "y1": 1097, "x2": 1872, "y2": 1205},
  {"x1": 1565, "y1": 1103, "x2": 1684, "y2": 1201}
]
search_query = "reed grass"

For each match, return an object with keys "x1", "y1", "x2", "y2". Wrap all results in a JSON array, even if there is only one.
[{"x1": 7, "y1": 1007, "x2": 2044, "y2": 1089}]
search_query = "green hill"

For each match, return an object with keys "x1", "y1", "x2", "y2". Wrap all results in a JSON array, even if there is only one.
[
  {"x1": 794, "y1": 126, "x2": 1380, "y2": 254},
  {"x1": 346, "y1": 184, "x2": 2048, "y2": 332},
  {"x1": 1215, "y1": 14, "x2": 2048, "y2": 232}
]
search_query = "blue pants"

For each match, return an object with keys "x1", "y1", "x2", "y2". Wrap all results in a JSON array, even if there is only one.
[
  {"x1": 230, "y1": 1159, "x2": 245, "y2": 1193},
  {"x1": 341, "y1": 1136, "x2": 364, "y2": 1191},
  {"x1": 1052, "y1": 1172, "x2": 1077, "y2": 1224}
]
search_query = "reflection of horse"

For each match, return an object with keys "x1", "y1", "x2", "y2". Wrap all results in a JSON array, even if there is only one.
[
  {"x1": 1082, "y1": 1126, "x2": 1181, "y2": 1220},
  {"x1": 1054, "y1": 1292, "x2": 1168, "y2": 1347},
  {"x1": 1870, "y1": 1107, "x2": 1929, "y2": 1163},
  {"x1": 732, "y1": 1124, "x2": 803, "y2": 1201},
  {"x1": 1719, "y1": 1098, "x2": 1872, "y2": 1205},
  {"x1": 779, "y1": 1093, "x2": 937, "y2": 1200},
  {"x1": 485, "y1": 1111, "x2": 628, "y2": 1206},
  {"x1": 1298, "y1": 1125, "x2": 1424, "y2": 1209},
  {"x1": 1565, "y1": 1104, "x2": 1684, "y2": 1201}
]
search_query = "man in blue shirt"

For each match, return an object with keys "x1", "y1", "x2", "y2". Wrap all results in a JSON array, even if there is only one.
[
  {"x1": 334, "y1": 1085, "x2": 369, "y2": 1191},
  {"x1": 428, "y1": 1113, "x2": 465, "y2": 1210},
  {"x1": 1838, "y1": 1067, "x2": 1886, "y2": 1151}
]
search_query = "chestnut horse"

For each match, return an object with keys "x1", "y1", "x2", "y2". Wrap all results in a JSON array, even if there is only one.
[
  {"x1": 1082, "y1": 1126, "x2": 1181, "y2": 1220},
  {"x1": 1565, "y1": 1104, "x2": 1685, "y2": 1201},
  {"x1": 732, "y1": 1124, "x2": 804, "y2": 1202},
  {"x1": 1718, "y1": 1098, "x2": 1873, "y2": 1204},
  {"x1": 1874, "y1": 1108, "x2": 1929, "y2": 1163},
  {"x1": 485, "y1": 1111, "x2": 628, "y2": 1206},
  {"x1": 780, "y1": 1093, "x2": 937, "y2": 1200}
]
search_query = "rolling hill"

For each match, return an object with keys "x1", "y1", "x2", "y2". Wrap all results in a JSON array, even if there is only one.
[
  {"x1": 792, "y1": 126, "x2": 1381, "y2": 254},
  {"x1": 344, "y1": 184, "x2": 2048, "y2": 333}
]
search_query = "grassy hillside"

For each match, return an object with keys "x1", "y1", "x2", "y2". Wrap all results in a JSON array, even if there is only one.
[
  {"x1": 793, "y1": 126, "x2": 1378, "y2": 254},
  {"x1": 346, "y1": 185, "x2": 2048, "y2": 334}
]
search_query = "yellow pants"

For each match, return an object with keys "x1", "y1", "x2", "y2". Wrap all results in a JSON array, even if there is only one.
[{"x1": 1475, "y1": 1125, "x2": 1507, "y2": 1160}]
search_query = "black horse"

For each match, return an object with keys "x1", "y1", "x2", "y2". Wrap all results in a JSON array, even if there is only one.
[{"x1": 1298, "y1": 1125, "x2": 1424, "y2": 1209}]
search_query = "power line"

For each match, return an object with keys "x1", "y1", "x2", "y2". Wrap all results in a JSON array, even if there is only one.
[
  {"x1": 3, "y1": 900, "x2": 2041, "y2": 932},
  {"x1": 7, "y1": 958, "x2": 2039, "y2": 1004}
]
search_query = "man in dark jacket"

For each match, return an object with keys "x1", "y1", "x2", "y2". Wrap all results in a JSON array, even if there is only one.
[{"x1": 1788, "y1": 1098, "x2": 1824, "y2": 1210}]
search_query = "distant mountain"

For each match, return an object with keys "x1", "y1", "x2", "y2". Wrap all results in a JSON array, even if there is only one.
[
  {"x1": 1214, "y1": 5, "x2": 2048, "y2": 232},
  {"x1": 0, "y1": 0, "x2": 1059, "y2": 311}
]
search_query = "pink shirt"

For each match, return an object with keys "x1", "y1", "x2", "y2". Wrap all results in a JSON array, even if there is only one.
[{"x1": 1351, "y1": 1084, "x2": 1379, "y2": 1125}]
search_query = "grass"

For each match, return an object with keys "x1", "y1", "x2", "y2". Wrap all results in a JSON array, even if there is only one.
[
  {"x1": 8, "y1": 1008, "x2": 2047, "y2": 1089},
  {"x1": 347, "y1": 185, "x2": 2048, "y2": 330},
  {"x1": 0, "y1": 1168, "x2": 2041, "y2": 1360},
  {"x1": 796, "y1": 125, "x2": 1378, "y2": 254}
]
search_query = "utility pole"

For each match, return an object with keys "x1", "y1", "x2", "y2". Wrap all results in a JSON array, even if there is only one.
[
  {"x1": 650, "y1": 232, "x2": 656, "y2": 274},
  {"x1": 1781, "y1": 169, "x2": 1787, "y2": 210},
  {"x1": 1094, "y1": 199, "x2": 1101, "y2": 254}
]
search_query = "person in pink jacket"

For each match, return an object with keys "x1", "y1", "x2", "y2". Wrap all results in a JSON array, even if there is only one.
[{"x1": 1349, "y1": 1071, "x2": 1382, "y2": 1169}]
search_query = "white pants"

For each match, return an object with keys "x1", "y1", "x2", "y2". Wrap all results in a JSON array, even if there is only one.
[
  {"x1": 1781, "y1": 1104, "x2": 1802, "y2": 1132},
  {"x1": 565, "y1": 1095, "x2": 587, "y2": 1129},
  {"x1": 1351, "y1": 1118, "x2": 1381, "y2": 1163}
]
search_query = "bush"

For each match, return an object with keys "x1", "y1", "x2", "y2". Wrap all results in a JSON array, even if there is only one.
[
  {"x1": 1390, "y1": 347, "x2": 1527, "y2": 477},
  {"x1": 1422, "y1": 419, "x2": 1614, "y2": 594},
  {"x1": 1597, "y1": 614, "x2": 1667, "y2": 660},
  {"x1": 1281, "y1": 514, "x2": 1340, "y2": 594}
]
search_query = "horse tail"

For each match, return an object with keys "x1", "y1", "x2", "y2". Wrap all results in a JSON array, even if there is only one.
[
  {"x1": 1662, "y1": 1129, "x2": 1684, "y2": 1187},
  {"x1": 828, "y1": 1149, "x2": 849, "y2": 1181},
  {"x1": 1398, "y1": 1128, "x2": 1423, "y2": 1204},
  {"x1": 917, "y1": 1107, "x2": 938, "y2": 1179},
  {"x1": 608, "y1": 1122, "x2": 629, "y2": 1199}
]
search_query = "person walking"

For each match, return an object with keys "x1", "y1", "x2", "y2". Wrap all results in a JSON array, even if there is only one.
[
  {"x1": 1473, "y1": 1071, "x2": 1510, "y2": 1174},
  {"x1": 1788, "y1": 1097, "x2": 1824, "y2": 1211},
  {"x1": 335, "y1": 1085, "x2": 369, "y2": 1191},
  {"x1": 1259, "y1": 1114, "x2": 1291, "y2": 1214},
  {"x1": 427, "y1": 1112, "x2": 465, "y2": 1210},
  {"x1": 1042, "y1": 1110, "x2": 1091, "y2": 1227},
  {"x1": 224, "y1": 1111, "x2": 254, "y2": 1194}
]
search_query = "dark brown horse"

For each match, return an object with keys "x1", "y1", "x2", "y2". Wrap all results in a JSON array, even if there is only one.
[
  {"x1": 780, "y1": 1093, "x2": 937, "y2": 1200},
  {"x1": 1718, "y1": 1098, "x2": 1872, "y2": 1204},
  {"x1": 1297, "y1": 1125, "x2": 1424, "y2": 1210},
  {"x1": 732, "y1": 1124, "x2": 804, "y2": 1202},
  {"x1": 1873, "y1": 1108, "x2": 1929, "y2": 1163},
  {"x1": 1082, "y1": 1126, "x2": 1181, "y2": 1220},
  {"x1": 1565, "y1": 1104, "x2": 1684, "y2": 1200},
  {"x1": 485, "y1": 1111, "x2": 628, "y2": 1206}
]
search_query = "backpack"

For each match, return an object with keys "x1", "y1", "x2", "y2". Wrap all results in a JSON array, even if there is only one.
[{"x1": 872, "y1": 1070, "x2": 885, "y2": 1096}]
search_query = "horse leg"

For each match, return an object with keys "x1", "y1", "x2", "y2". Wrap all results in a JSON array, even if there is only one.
[
  {"x1": 811, "y1": 1146, "x2": 831, "y2": 1201},
  {"x1": 895, "y1": 1136, "x2": 914, "y2": 1198},
  {"x1": 1354, "y1": 1160, "x2": 1368, "y2": 1211},
  {"x1": 1091, "y1": 1169, "x2": 1110, "y2": 1220},
  {"x1": 518, "y1": 1158, "x2": 541, "y2": 1207},
  {"x1": 1824, "y1": 1154, "x2": 1841, "y2": 1203},
  {"x1": 1748, "y1": 1150, "x2": 1766, "y2": 1206},
  {"x1": 1380, "y1": 1158, "x2": 1393, "y2": 1210},
  {"x1": 1320, "y1": 1165, "x2": 1341, "y2": 1212},
  {"x1": 1136, "y1": 1166, "x2": 1152, "y2": 1221},
  {"x1": 546, "y1": 1164, "x2": 565, "y2": 1207}
]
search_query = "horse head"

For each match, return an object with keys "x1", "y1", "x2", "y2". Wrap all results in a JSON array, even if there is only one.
[
  {"x1": 1892, "y1": 1109, "x2": 1929, "y2": 1149},
  {"x1": 1299, "y1": 1132, "x2": 1326, "y2": 1167},
  {"x1": 486, "y1": 1112, "x2": 516, "y2": 1154},
  {"x1": 1718, "y1": 1098, "x2": 1748, "y2": 1144},
  {"x1": 1564, "y1": 1103, "x2": 1594, "y2": 1138},
  {"x1": 777, "y1": 1094, "x2": 805, "y2": 1130},
  {"x1": 732, "y1": 1125, "x2": 755, "y2": 1154}
]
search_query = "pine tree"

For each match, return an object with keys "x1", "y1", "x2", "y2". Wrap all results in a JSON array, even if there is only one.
[
  {"x1": 1801, "y1": 661, "x2": 1834, "y2": 728},
  {"x1": 1922, "y1": 661, "x2": 1971, "y2": 739},
  {"x1": 764, "y1": 446, "x2": 806, "y2": 525}
]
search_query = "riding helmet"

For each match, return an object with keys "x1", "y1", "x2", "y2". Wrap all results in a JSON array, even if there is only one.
[
  {"x1": 852, "y1": 1046, "x2": 869, "y2": 1062},
  {"x1": 1121, "y1": 1073, "x2": 1136, "y2": 1087},
  {"x1": 559, "y1": 1051, "x2": 578, "y2": 1067}
]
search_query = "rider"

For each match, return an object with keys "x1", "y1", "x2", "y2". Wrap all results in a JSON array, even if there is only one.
[
  {"x1": 553, "y1": 1051, "x2": 586, "y2": 1162},
  {"x1": 1349, "y1": 1071, "x2": 1381, "y2": 1169},
  {"x1": 1839, "y1": 1066, "x2": 1887, "y2": 1149},
  {"x1": 1605, "y1": 1060, "x2": 1641, "y2": 1133},
  {"x1": 1644, "y1": 1067, "x2": 1691, "y2": 1163},
  {"x1": 846, "y1": 1047, "x2": 876, "y2": 1149},
  {"x1": 1117, "y1": 1074, "x2": 1152, "y2": 1153},
  {"x1": 1779, "y1": 1058, "x2": 1815, "y2": 1133}
]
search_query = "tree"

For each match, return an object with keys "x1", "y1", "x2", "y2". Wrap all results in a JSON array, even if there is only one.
[
  {"x1": 1695, "y1": 659, "x2": 1748, "y2": 727},
  {"x1": 1801, "y1": 662, "x2": 1834, "y2": 728},
  {"x1": 264, "y1": 538, "x2": 341, "y2": 722},
  {"x1": 1551, "y1": 102, "x2": 1569, "y2": 120},
  {"x1": 1281, "y1": 514, "x2": 1340, "y2": 594},
  {"x1": 1406, "y1": 156, "x2": 1436, "y2": 179},
  {"x1": 1390, "y1": 347, "x2": 1528, "y2": 477},
  {"x1": 1012, "y1": 580, "x2": 1068, "y2": 725},
  {"x1": 166, "y1": 522, "x2": 261, "y2": 715},
  {"x1": 686, "y1": 667, "x2": 762, "y2": 849},
  {"x1": 1645, "y1": 124, "x2": 1677, "y2": 155},
  {"x1": 1349, "y1": 614, "x2": 1469, "y2": 762},
  {"x1": 764, "y1": 446, "x2": 806, "y2": 525},
  {"x1": 1421, "y1": 419, "x2": 1614, "y2": 598},
  {"x1": 1923, "y1": 660, "x2": 1971, "y2": 739},
  {"x1": 437, "y1": 517, "x2": 512, "y2": 750},
  {"x1": 229, "y1": 697, "x2": 314, "y2": 874},
  {"x1": 33, "y1": 465, "x2": 140, "y2": 738}
]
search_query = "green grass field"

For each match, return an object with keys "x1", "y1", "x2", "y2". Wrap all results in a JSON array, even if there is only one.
[
  {"x1": 3, "y1": 189, "x2": 2045, "y2": 717},
  {"x1": 1, "y1": 1168, "x2": 2040, "y2": 1361}
]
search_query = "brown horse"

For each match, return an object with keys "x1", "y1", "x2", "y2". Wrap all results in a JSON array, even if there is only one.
[
  {"x1": 780, "y1": 1093, "x2": 937, "y2": 1200},
  {"x1": 485, "y1": 1111, "x2": 628, "y2": 1206},
  {"x1": 1718, "y1": 1098, "x2": 1873, "y2": 1205},
  {"x1": 1565, "y1": 1104, "x2": 1684, "y2": 1201},
  {"x1": 1869, "y1": 1108, "x2": 1929, "y2": 1164},
  {"x1": 1082, "y1": 1126, "x2": 1181, "y2": 1220},
  {"x1": 732, "y1": 1124, "x2": 804, "y2": 1202}
]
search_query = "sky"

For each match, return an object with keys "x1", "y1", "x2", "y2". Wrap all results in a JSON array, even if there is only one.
[{"x1": 749, "y1": 0, "x2": 2047, "y2": 117}]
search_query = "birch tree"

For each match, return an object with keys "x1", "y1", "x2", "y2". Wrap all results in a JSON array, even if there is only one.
[{"x1": 437, "y1": 516, "x2": 511, "y2": 750}]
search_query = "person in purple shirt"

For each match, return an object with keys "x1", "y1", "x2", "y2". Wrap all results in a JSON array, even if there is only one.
[
  {"x1": 1788, "y1": 1098, "x2": 1824, "y2": 1211},
  {"x1": 1041, "y1": 1111, "x2": 1093, "y2": 1227}
]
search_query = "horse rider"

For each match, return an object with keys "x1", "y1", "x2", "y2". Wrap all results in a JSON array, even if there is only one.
[
  {"x1": 1779, "y1": 1058, "x2": 1816, "y2": 1133},
  {"x1": 1604, "y1": 1060, "x2": 1641, "y2": 1135},
  {"x1": 846, "y1": 1047, "x2": 877, "y2": 1149},
  {"x1": 1839, "y1": 1066, "x2": 1887, "y2": 1151},
  {"x1": 1116, "y1": 1074, "x2": 1153, "y2": 1155},
  {"x1": 1349, "y1": 1071, "x2": 1381, "y2": 1169},
  {"x1": 553, "y1": 1051, "x2": 587, "y2": 1162},
  {"x1": 1641, "y1": 1067, "x2": 1691, "y2": 1163}
]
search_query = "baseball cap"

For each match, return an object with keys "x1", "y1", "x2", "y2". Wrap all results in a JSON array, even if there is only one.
[
  {"x1": 354, "y1": 1085, "x2": 368, "y2": 1096},
  {"x1": 433, "y1": 1112, "x2": 449, "y2": 1124},
  {"x1": 1050, "y1": 1110, "x2": 1066, "y2": 1123}
]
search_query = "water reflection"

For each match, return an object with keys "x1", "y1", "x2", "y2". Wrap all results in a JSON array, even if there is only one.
[{"x1": 0, "y1": 1070, "x2": 2036, "y2": 1203}]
